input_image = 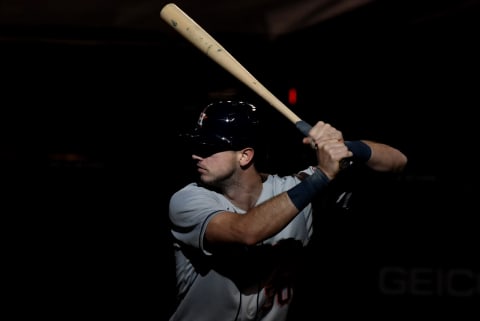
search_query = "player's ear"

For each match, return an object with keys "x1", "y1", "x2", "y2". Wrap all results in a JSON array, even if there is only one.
[{"x1": 238, "y1": 148, "x2": 254, "y2": 165}]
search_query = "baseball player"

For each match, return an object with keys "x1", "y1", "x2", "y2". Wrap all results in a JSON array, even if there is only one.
[{"x1": 168, "y1": 100, "x2": 407, "y2": 321}]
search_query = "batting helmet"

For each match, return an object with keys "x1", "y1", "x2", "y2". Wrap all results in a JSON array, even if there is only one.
[{"x1": 185, "y1": 100, "x2": 261, "y2": 158}]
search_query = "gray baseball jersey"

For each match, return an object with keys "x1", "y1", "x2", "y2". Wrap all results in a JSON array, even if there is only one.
[{"x1": 168, "y1": 167, "x2": 315, "y2": 321}]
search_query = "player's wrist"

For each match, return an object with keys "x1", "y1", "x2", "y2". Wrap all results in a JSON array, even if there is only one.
[
  {"x1": 287, "y1": 168, "x2": 330, "y2": 211},
  {"x1": 344, "y1": 140, "x2": 371, "y2": 162},
  {"x1": 314, "y1": 165, "x2": 335, "y2": 180}
]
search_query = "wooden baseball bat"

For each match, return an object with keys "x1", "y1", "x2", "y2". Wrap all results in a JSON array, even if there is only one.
[
  {"x1": 159, "y1": 3, "x2": 313, "y2": 137},
  {"x1": 160, "y1": 3, "x2": 353, "y2": 168}
]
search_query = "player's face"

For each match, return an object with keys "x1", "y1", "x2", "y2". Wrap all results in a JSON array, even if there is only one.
[{"x1": 192, "y1": 150, "x2": 239, "y2": 186}]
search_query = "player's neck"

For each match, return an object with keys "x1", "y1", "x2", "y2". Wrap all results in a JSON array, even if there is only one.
[{"x1": 224, "y1": 171, "x2": 263, "y2": 211}]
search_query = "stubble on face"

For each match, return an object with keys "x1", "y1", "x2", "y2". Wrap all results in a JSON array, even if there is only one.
[{"x1": 198, "y1": 151, "x2": 238, "y2": 188}]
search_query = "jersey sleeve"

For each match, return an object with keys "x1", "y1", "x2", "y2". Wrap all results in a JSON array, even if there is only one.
[{"x1": 169, "y1": 183, "x2": 227, "y2": 255}]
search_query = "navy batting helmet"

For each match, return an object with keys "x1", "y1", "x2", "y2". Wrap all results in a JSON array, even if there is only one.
[{"x1": 185, "y1": 100, "x2": 261, "y2": 158}]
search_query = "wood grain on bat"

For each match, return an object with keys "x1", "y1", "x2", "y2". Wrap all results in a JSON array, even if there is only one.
[{"x1": 160, "y1": 3, "x2": 301, "y2": 125}]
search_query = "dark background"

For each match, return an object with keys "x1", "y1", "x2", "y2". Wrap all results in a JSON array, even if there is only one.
[{"x1": 2, "y1": 1, "x2": 478, "y2": 319}]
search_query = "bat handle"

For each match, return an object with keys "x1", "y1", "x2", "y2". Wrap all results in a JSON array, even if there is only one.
[
  {"x1": 295, "y1": 120, "x2": 353, "y2": 170},
  {"x1": 295, "y1": 120, "x2": 313, "y2": 137}
]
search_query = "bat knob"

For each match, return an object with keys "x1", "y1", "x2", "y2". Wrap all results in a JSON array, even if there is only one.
[{"x1": 339, "y1": 157, "x2": 354, "y2": 170}]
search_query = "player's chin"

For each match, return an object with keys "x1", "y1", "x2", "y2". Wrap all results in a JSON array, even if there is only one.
[{"x1": 198, "y1": 173, "x2": 212, "y2": 184}]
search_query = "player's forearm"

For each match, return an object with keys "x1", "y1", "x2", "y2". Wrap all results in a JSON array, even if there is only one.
[
  {"x1": 237, "y1": 169, "x2": 329, "y2": 245},
  {"x1": 231, "y1": 192, "x2": 299, "y2": 246},
  {"x1": 363, "y1": 140, "x2": 408, "y2": 172}
]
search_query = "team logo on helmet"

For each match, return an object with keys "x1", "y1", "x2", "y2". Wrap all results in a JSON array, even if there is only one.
[{"x1": 197, "y1": 112, "x2": 207, "y2": 127}]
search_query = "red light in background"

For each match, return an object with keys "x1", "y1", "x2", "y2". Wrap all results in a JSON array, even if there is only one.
[{"x1": 288, "y1": 87, "x2": 297, "y2": 105}]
